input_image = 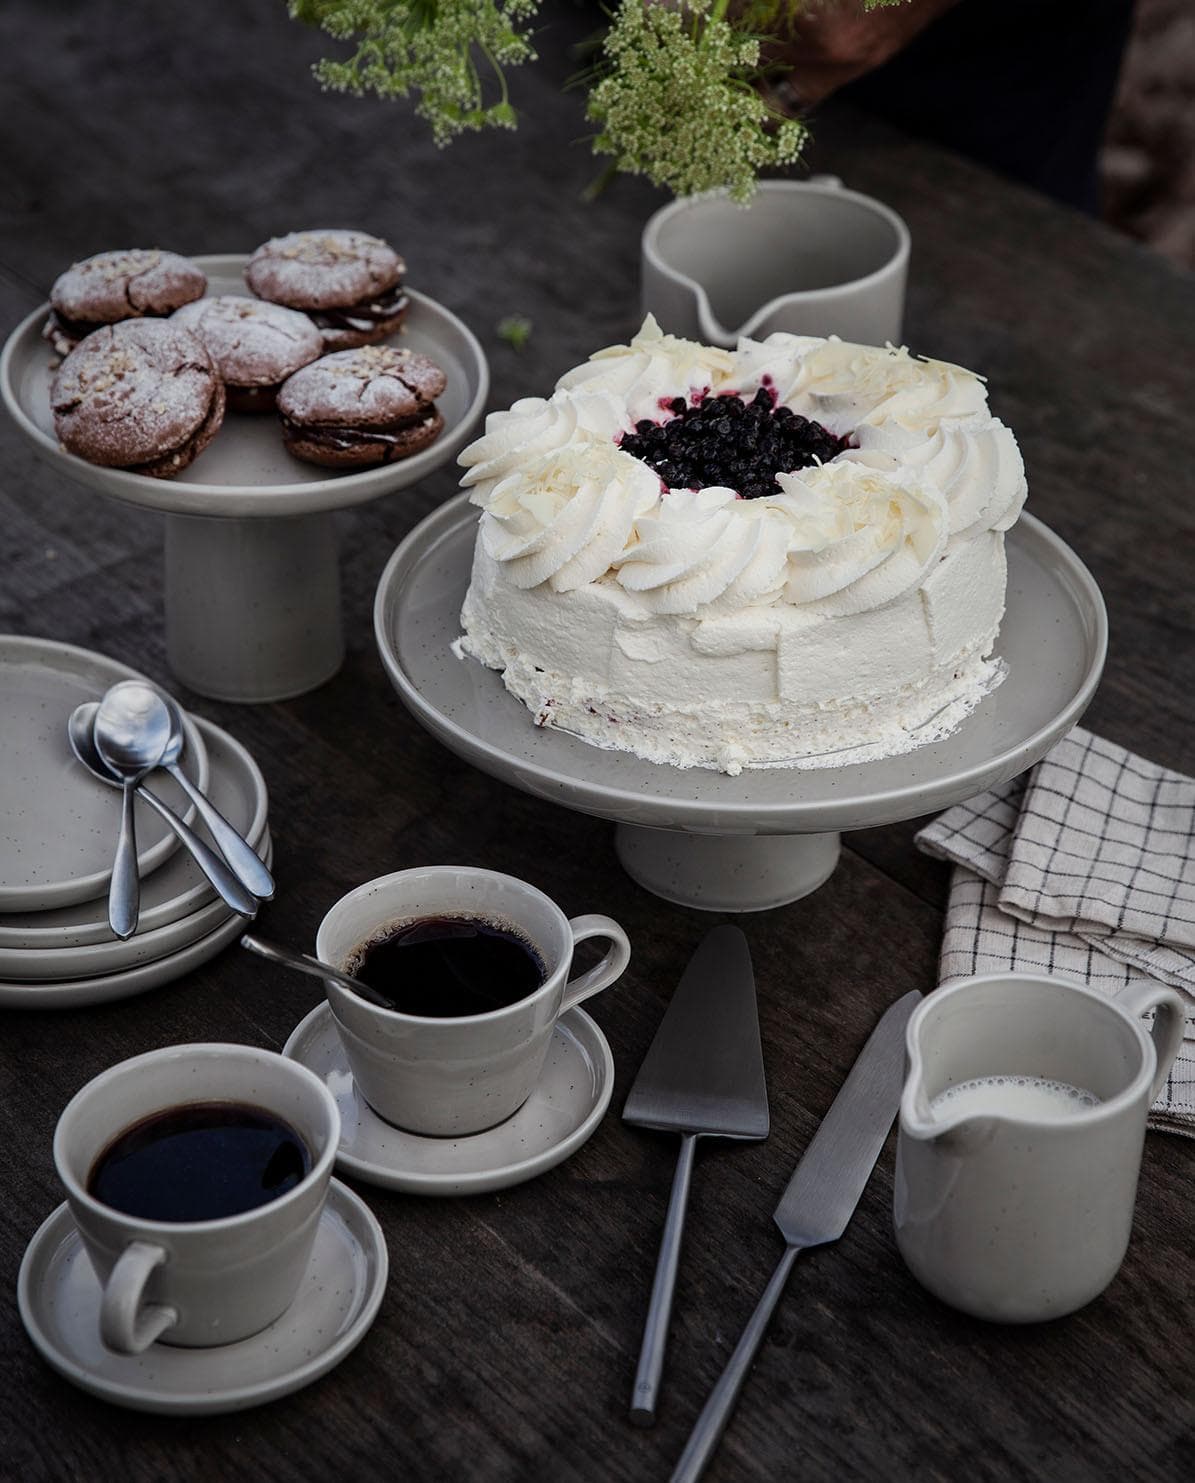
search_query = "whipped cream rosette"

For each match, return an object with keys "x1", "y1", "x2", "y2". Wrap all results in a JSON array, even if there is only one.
[{"x1": 457, "y1": 317, "x2": 1023, "y2": 773}]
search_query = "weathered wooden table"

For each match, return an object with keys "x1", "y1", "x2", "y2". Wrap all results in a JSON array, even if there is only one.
[{"x1": 1, "y1": 4, "x2": 1193, "y2": 1479}]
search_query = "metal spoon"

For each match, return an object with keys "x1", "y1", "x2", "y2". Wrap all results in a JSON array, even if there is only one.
[
  {"x1": 91, "y1": 682, "x2": 172, "y2": 939},
  {"x1": 239, "y1": 932, "x2": 394, "y2": 1010},
  {"x1": 69, "y1": 703, "x2": 258, "y2": 927},
  {"x1": 154, "y1": 689, "x2": 275, "y2": 901}
]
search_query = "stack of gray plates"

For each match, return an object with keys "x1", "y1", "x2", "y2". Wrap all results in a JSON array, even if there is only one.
[{"x1": 0, "y1": 635, "x2": 270, "y2": 1008}]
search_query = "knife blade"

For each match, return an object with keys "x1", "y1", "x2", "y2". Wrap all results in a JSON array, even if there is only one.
[
  {"x1": 669, "y1": 989, "x2": 921, "y2": 1483},
  {"x1": 623, "y1": 925, "x2": 769, "y2": 1426}
]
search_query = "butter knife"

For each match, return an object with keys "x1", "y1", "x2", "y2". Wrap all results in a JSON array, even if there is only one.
[{"x1": 670, "y1": 990, "x2": 921, "y2": 1483}]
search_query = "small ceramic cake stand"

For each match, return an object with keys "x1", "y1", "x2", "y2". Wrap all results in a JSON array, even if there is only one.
[
  {"x1": 0, "y1": 257, "x2": 488, "y2": 702},
  {"x1": 374, "y1": 494, "x2": 1107, "y2": 912}
]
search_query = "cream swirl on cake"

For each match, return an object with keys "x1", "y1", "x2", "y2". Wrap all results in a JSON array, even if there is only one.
[
  {"x1": 478, "y1": 439, "x2": 659, "y2": 592},
  {"x1": 555, "y1": 322, "x2": 735, "y2": 421},
  {"x1": 459, "y1": 390, "x2": 630, "y2": 500},
  {"x1": 773, "y1": 463, "x2": 948, "y2": 616},
  {"x1": 456, "y1": 318, "x2": 1027, "y2": 773}
]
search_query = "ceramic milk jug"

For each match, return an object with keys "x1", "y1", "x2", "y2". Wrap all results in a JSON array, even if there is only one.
[
  {"x1": 640, "y1": 179, "x2": 910, "y2": 348},
  {"x1": 894, "y1": 972, "x2": 1185, "y2": 1323}
]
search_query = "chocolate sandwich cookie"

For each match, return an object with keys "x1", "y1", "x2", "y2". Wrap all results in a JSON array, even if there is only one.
[
  {"x1": 44, "y1": 249, "x2": 207, "y2": 357},
  {"x1": 277, "y1": 344, "x2": 446, "y2": 469},
  {"x1": 245, "y1": 229, "x2": 408, "y2": 351},
  {"x1": 172, "y1": 295, "x2": 324, "y2": 413},
  {"x1": 51, "y1": 319, "x2": 226, "y2": 479}
]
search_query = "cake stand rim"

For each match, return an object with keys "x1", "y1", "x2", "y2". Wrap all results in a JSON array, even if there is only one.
[
  {"x1": 374, "y1": 493, "x2": 1108, "y2": 835},
  {"x1": 0, "y1": 261, "x2": 490, "y2": 519}
]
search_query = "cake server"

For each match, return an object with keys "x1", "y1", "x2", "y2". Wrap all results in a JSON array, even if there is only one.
[
  {"x1": 623, "y1": 925, "x2": 769, "y2": 1426},
  {"x1": 669, "y1": 989, "x2": 921, "y2": 1483}
]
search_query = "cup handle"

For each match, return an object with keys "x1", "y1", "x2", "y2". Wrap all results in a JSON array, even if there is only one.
[
  {"x1": 562, "y1": 915, "x2": 631, "y2": 1012},
  {"x1": 99, "y1": 1240, "x2": 179, "y2": 1354},
  {"x1": 1116, "y1": 981, "x2": 1188, "y2": 1102}
]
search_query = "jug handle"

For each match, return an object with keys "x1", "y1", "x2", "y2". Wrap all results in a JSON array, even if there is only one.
[
  {"x1": 809, "y1": 174, "x2": 843, "y2": 190},
  {"x1": 1116, "y1": 981, "x2": 1188, "y2": 1101}
]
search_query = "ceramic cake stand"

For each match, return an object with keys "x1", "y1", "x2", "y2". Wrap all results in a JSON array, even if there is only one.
[
  {"x1": 1, "y1": 256, "x2": 488, "y2": 702},
  {"x1": 374, "y1": 494, "x2": 1107, "y2": 912}
]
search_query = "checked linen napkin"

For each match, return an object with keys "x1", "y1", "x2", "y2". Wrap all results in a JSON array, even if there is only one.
[{"x1": 916, "y1": 727, "x2": 1195, "y2": 1134}]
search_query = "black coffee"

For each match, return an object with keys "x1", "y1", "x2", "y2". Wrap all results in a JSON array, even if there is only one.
[
  {"x1": 88, "y1": 1101, "x2": 311, "y2": 1222},
  {"x1": 348, "y1": 914, "x2": 547, "y2": 1017}
]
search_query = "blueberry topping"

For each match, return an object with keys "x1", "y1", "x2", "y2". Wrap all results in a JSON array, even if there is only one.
[{"x1": 619, "y1": 391, "x2": 851, "y2": 499}]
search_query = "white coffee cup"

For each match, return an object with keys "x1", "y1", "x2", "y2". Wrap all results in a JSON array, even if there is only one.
[
  {"x1": 894, "y1": 973, "x2": 1186, "y2": 1323},
  {"x1": 316, "y1": 866, "x2": 631, "y2": 1136},
  {"x1": 641, "y1": 178, "x2": 910, "y2": 347},
  {"x1": 53, "y1": 1043, "x2": 340, "y2": 1353}
]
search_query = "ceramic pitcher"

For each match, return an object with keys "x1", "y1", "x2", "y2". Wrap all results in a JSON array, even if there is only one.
[
  {"x1": 640, "y1": 178, "x2": 910, "y2": 348},
  {"x1": 894, "y1": 972, "x2": 1186, "y2": 1323}
]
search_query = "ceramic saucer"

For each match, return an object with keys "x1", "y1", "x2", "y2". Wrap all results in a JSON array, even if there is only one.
[
  {"x1": 283, "y1": 1003, "x2": 615, "y2": 1196},
  {"x1": 17, "y1": 1179, "x2": 386, "y2": 1416},
  {"x1": 0, "y1": 717, "x2": 270, "y2": 976},
  {"x1": 0, "y1": 635, "x2": 209, "y2": 912}
]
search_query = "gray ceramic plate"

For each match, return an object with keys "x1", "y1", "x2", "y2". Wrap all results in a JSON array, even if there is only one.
[
  {"x1": 0, "y1": 894, "x2": 257, "y2": 1009},
  {"x1": 0, "y1": 835, "x2": 271, "y2": 983},
  {"x1": 283, "y1": 1003, "x2": 615, "y2": 1196},
  {"x1": 17, "y1": 1180, "x2": 386, "y2": 1416},
  {"x1": 373, "y1": 495, "x2": 1108, "y2": 834},
  {"x1": 0, "y1": 256, "x2": 489, "y2": 518},
  {"x1": 0, "y1": 635, "x2": 209, "y2": 911},
  {"x1": 0, "y1": 712, "x2": 267, "y2": 953}
]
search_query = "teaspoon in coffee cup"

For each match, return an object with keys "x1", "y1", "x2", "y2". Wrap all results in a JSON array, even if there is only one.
[
  {"x1": 154, "y1": 689, "x2": 275, "y2": 901},
  {"x1": 239, "y1": 932, "x2": 395, "y2": 1010},
  {"x1": 69, "y1": 703, "x2": 258, "y2": 926},
  {"x1": 92, "y1": 683, "x2": 173, "y2": 939}
]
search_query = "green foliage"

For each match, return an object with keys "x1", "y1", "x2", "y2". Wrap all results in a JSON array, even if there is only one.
[
  {"x1": 289, "y1": 1, "x2": 913, "y2": 198},
  {"x1": 496, "y1": 314, "x2": 534, "y2": 350},
  {"x1": 288, "y1": 0, "x2": 539, "y2": 144},
  {"x1": 586, "y1": 0, "x2": 806, "y2": 203}
]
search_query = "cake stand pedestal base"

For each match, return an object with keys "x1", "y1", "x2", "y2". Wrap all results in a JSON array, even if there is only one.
[
  {"x1": 615, "y1": 825, "x2": 841, "y2": 913},
  {"x1": 164, "y1": 511, "x2": 344, "y2": 703}
]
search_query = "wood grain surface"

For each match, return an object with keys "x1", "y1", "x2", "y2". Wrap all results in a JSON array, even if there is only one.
[{"x1": 0, "y1": 3, "x2": 1193, "y2": 1480}]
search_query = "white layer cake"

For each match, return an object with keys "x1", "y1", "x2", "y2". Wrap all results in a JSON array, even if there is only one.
[{"x1": 456, "y1": 320, "x2": 1027, "y2": 774}]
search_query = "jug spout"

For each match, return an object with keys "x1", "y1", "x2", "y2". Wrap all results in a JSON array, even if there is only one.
[
  {"x1": 900, "y1": 1081, "x2": 1004, "y2": 1148},
  {"x1": 901, "y1": 1039, "x2": 1003, "y2": 1147},
  {"x1": 900, "y1": 1022, "x2": 939, "y2": 1139}
]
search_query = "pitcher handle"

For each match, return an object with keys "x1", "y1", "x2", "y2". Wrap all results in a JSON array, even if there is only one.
[{"x1": 1116, "y1": 981, "x2": 1188, "y2": 1102}]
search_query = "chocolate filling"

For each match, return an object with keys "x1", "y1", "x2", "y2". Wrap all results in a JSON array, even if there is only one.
[
  {"x1": 127, "y1": 382, "x2": 225, "y2": 478},
  {"x1": 309, "y1": 289, "x2": 408, "y2": 335},
  {"x1": 42, "y1": 307, "x2": 184, "y2": 354},
  {"x1": 280, "y1": 405, "x2": 436, "y2": 451},
  {"x1": 226, "y1": 382, "x2": 283, "y2": 415}
]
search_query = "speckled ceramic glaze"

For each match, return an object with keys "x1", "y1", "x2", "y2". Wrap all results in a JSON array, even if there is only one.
[
  {"x1": 0, "y1": 712, "x2": 268, "y2": 973},
  {"x1": 0, "y1": 635, "x2": 209, "y2": 912},
  {"x1": 373, "y1": 495, "x2": 1106, "y2": 912},
  {"x1": 315, "y1": 866, "x2": 629, "y2": 1137},
  {"x1": 895, "y1": 973, "x2": 1186, "y2": 1323},
  {"x1": 284, "y1": 1000, "x2": 614, "y2": 1195},
  {"x1": 640, "y1": 179, "x2": 909, "y2": 346},
  {"x1": 52, "y1": 1044, "x2": 342, "y2": 1353},
  {"x1": 17, "y1": 1180, "x2": 385, "y2": 1415},
  {"x1": 1, "y1": 256, "x2": 489, "y2": 701}
]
